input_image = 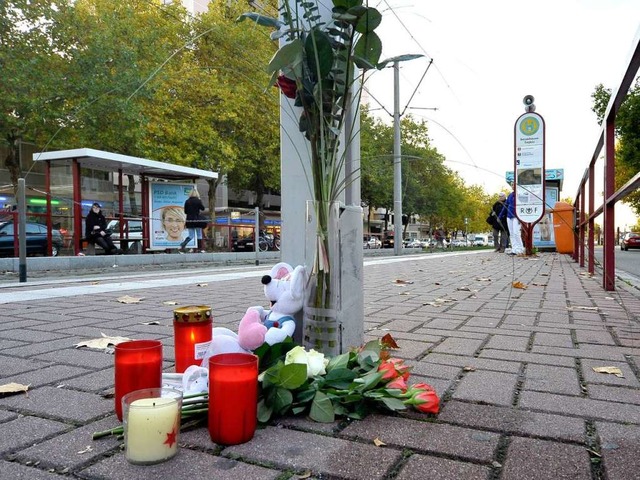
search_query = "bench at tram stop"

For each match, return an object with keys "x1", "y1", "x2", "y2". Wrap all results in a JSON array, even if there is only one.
[{"x1": 81, "y1": 237, "x2": 144, "y2": 255}]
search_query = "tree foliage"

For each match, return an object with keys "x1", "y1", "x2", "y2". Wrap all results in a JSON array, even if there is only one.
[
  {"x1": 591, "y1": 80, "x2": 640, "y2": 215},
  {"x1": 359, "y1": 109, "x2": 486, "y2": 234}
]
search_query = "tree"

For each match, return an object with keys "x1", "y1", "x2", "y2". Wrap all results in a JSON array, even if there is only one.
[
  {"x1": 0, "y1": 0, "x2": 71, "y2": 193},
  {"x1": 591, "y1": 80, "x2": 640, "y2": 215}
]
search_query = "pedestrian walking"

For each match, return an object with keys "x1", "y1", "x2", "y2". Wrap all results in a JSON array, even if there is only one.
[
  {"x1": 505, "y1": 185, "x2": 525, "y2": 255},
  {"x1": 490, "y1": 192, "x2": 509, "y2": 252}
]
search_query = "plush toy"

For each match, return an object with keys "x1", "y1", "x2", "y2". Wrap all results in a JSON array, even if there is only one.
[
  {"x1": 201, "y1": 262, "x2": 307, "y2": 362},
  {"x1": 238, "y1": 262, "x2": 306, "y2": 350}
]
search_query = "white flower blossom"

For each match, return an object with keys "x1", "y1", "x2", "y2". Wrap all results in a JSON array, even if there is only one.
[{"x1": 285, "y1": 346, "x2": 328, "y2": 378}]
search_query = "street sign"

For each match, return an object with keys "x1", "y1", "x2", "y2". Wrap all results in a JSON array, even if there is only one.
[{"x1": 514, "y1": 111, "x2": 545, "y2": 224}]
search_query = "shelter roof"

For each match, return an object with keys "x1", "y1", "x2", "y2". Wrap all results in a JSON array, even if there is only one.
[{"x1": 33, "y1": 148, "x2": 218, "y2": 181}]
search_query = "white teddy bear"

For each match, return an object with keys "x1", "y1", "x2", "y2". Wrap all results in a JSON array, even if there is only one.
[{"x1": 201, "y1": 262, "x2": 307, "y2": 360}]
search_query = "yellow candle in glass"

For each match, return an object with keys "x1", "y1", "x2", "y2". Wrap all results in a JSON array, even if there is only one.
[{"x1": 124, "y1": 396, "x2": 180, "y2": 464}]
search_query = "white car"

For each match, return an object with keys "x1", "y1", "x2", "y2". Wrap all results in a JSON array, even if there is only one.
[
  {"x1": 106, "y1": 219, "x2": 143, "y2": 253},
  {"x1": 363, "y1": 236, "x2": 382, "y2": 249}
]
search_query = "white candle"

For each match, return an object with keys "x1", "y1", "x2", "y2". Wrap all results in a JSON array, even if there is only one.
[{"x1": 125, "y1": 396, "x2": 180, "y2": 464}]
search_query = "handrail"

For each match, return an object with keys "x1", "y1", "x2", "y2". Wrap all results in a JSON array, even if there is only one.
[{"x1": 573, "y1": 26, "x2": 640, "y2": 291}]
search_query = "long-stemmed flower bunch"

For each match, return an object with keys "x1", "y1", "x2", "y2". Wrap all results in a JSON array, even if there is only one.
[
  {"x1": 256, "y1": 334, "x2": 439, "y2": 423},
  {"x1": 238, "y1": 1, "x2": 420, "y2": 355}
]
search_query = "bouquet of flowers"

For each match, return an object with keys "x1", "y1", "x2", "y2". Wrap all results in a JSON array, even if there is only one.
[{"x1": 256, "y1": 333, "x2": 439, "y2": 423}]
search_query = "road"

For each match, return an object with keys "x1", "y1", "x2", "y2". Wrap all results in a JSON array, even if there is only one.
[{"x1": 592, "y1": 245, "x2": 640, "y2": 289}]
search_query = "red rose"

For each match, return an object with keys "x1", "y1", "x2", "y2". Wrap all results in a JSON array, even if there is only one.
[{"x1": 276, "y1": 75, "x2": 297, "y2": 99}]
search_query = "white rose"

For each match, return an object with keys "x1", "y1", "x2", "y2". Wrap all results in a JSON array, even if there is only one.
[{"x1": 285, "y1": 346, "x2": 328, "y2": 378}]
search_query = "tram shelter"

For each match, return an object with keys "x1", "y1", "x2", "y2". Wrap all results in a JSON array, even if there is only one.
[{"x1": 33, "y1": 148, "x2": 218, "y2": 255}]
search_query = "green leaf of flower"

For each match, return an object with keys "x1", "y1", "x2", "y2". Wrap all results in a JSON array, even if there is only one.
[
  {"x1": 305, "y1": 29, "x2": 334, "y2": 80},
  {"x1": 257, "y1": 399, "x2": 273, "y2": 423},
  {"x1": 272, "y1": 387, "x2": 294, "y2": 414},
  {"x1": 379, "y1": 397, "x2": 407, "y2": 411},
  {"x1": 323, "y1": 367, "x2": 357, "y2": 389},
  {"x1": 267, "y1": 38, "x2": 304, "y2": 78},
  {"x1": 354, "y1": 8, "x2": 382, "y2": 34},
  {"x1": 326, "y1": 352, "x2": 350, "y2": 371},
  {"x1": 295, "y1": 387, "x2": 317, "y2": 404},
  {"x1": 309, "y1": 391, "x2": 335, "y2": 423},
  {"x1": 353, "y1": 371, "x2": 384, "y2": 391},
  {"x1": 279, "y1": 363, "x2": 308, "y2": 389},
  {"x1": 261, "y1": 362, "x2": 284, "y2": 388},
  {"x1": 236, "y1": 13, "x2": 284, "y2": 29}
]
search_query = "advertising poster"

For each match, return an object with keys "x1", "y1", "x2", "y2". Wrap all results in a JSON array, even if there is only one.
[
  {"x1": 533, "y1": 187, "x2": 558, "y2": 249},
  {"x1": 149, "y1": 183, "x2": 197, "y2": 250}
]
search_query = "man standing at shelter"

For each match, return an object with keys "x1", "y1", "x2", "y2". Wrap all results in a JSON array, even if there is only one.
[
  {"x1": 505, "y1": 185, "x2": 525, "y2": 255},
  {"x1": 491, "y1": 192, "x2": 509, "y2": 252}
]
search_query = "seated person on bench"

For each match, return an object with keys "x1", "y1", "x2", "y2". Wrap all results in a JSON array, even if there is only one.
[{"x1": 85, "y1": 203, "x2": 121, "y2": 255}]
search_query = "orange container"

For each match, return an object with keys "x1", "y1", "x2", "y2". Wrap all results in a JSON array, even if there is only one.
[{"x1": 551, "y1": 201, "x2": 575, "y2": 254}]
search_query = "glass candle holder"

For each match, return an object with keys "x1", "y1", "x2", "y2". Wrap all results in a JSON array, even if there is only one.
[
  {"x1": 114, "y1": 340, "x2": 163, "y2": 421},
  {"x1": 123, "y1": 387, "x2": 182, "y2": 465},
  {"x1": 208, "y1": 353, "x2": 258, "y2": 445},
  {"x1": 173, "y1": 305, "x2": 213, "y2": 373}
]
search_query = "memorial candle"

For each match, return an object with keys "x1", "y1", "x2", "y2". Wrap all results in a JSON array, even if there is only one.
[
  {"x1": 208, "y1": 353, "x2": 258, "y2": 445},
  {"x1": 123, "y1": 387, "x2": 182, "y2": 465},
  {"x1": 114, "y1": 340, "x2": 162, "y2": 421},
  {"x1": 173, "y1": 305, "x2": 213, "y2": 373}
]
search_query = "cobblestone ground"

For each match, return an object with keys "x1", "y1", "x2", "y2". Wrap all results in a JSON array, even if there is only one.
[{"x1": 0, "y1": 251, "x2": 638, "y2": 480}]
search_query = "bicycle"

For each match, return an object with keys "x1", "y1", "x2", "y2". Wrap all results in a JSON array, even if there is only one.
[{"x1": 258, "y1": 232, "x2": 280, "y2": 252}]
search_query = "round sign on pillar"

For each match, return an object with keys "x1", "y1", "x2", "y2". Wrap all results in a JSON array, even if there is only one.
[{"x1": 514, "y1": 97, "x2": 545, "y2": 224}]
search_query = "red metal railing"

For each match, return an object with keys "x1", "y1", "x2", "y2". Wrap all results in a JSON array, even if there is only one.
[{"x1": 574, "y1": 27, "x2": 640, "y2": 291}]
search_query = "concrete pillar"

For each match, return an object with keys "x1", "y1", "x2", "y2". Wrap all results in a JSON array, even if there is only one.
[{"x1": 279, "y1": 0, "x2": 363, "y2": 351}]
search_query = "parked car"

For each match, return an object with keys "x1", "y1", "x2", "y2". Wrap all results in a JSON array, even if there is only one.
[
  {"x1": 232, "y1": 234, "x2": 255, "y2": 252},
  {"x1": 106, "y1": 219, "x2": 143, "y2": 253},
  {"x1": 621, "y1": 232, "x2": 640, "y2": 251},
  {"x1": 382, "y1": 234, "x2": 394, "y2": 249},
  {"x1": 363, "y1": 236, "x2": 381, "y2": 249},
  {"x1": 0, "y1": 221, "x2": 63, "y2": 257},
  {"x1": 404, "y1": 239, "x2": 422, "y2": 248}
]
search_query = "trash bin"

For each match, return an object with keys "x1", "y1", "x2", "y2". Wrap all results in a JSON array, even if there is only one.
[{"x1": 551, "y1": 201, "x2": 575, "y2": 254}]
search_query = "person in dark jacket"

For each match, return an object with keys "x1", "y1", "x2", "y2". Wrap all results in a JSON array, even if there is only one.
[
  {"x1": 184, "y1": 188, "x2": 207, "y2": 251},
  {"x1": 490, "y1": 192, "x2": 509, "y2": 252},
  {"x1": 85, "y1": 203, "x2": 119, "y2": 254}
]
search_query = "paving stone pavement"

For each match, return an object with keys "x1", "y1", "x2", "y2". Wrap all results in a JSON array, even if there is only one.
[{"x1": 0, "y1": 251, "x2": 639, "y2": 480}]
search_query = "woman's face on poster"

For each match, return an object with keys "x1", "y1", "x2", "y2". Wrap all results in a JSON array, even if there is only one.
[{"x1": 163, "y1": 210, "x2": 185, "y2": 241}]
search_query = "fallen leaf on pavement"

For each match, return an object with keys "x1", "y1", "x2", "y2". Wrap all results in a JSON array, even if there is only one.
[
  {"x1": 592, "y1": 366, "x2": 624, "y2": 378},
  {"x1": 196, "y1": 283, "x2": 208, "y2": 287},
  {"x1": 567, "y1": 306, "x2": 599, "y2": 312},
  {"x1": 463, "y1": 366, "x2": 476, "y2": 372},
  {"x1": 531, "y1": 283, "x2": 547, "y2": 286},
  {"x1": 373, "y1": 438, "x2": 386, "y2": 447},
  {"x1": 77, "y1": 446, "x2": 93, "y2": 454},
  {"x1": 116, "y1": 295, "x2": 144, "y2": 304},
  {"x1": 476, "y1": 277, "x2": 492, "y2": 282},
  {"x1": 394, "y1": 279, "x2": 414, "y2": 285},
  {"x1": 75, "y1": 333, "x2": 132, "y2": 350},
  {"x1": 456, "y1": 286, "x2": 471, "y2": 291},
  {"x1": 512, "y1": 281, "x2": 528, "y2": 289},
  {"x1": 0, "y1": 382, "x2": 30, "y2": 395},
  {"x1": 423, "y1": 297, "x2": 456, "y2": 306},
  {"x1": 162, "y1": 301, "x2": 179, "y2": 306},
  {"x1": 381, "y1": 334, "x2": 399, "y2": 349},
  {"x1": 294, "y1": 471, "x2": 312, "y2": 479},
  {"x1": 141, "y1": 321, "x2": 160, "y2": 325}
]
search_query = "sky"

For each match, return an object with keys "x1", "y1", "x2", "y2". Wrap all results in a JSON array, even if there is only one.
[{"x1": 365, "y1": 0, "x2": 640, "y2": 229}]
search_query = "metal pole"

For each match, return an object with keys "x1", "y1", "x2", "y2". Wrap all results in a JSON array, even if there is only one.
[
  {"x1": 18, "y1": 178, "x2": 27, "y2": 282},
  {"x1": 254, "y1": 206, "x2": 260, "y2": 266},
  {"x1": 393, "y1": 61, "x2": 402, "y2": 256}
]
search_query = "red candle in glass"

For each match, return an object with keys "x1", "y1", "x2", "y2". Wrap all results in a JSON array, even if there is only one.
[
  {"x1": 173, "y1": 305, "x2": 213, "y2": 373},
  {"x1": 208, "y1": 353, "x2": 258, "y2": 445},
  {"x1": 114, "y1": 340, "x2": 163, "y2": 421}
]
